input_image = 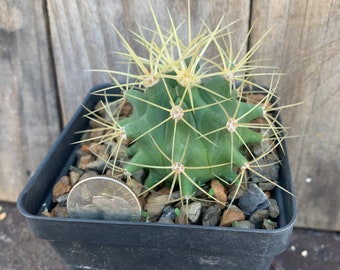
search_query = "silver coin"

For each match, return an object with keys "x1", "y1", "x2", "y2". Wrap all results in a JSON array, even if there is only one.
[{"x1": 67, "y1": 176, "x2": 141, "y2": 221}]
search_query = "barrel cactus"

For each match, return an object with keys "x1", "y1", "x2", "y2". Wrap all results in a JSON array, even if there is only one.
[{"x1": 84, "y1": 2, "x2": 290, "y2": 214}]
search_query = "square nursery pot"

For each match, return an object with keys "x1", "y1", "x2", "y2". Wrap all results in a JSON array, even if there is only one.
[{"x1": 17, "y1": 84, "x2": 297, "y2": 270}]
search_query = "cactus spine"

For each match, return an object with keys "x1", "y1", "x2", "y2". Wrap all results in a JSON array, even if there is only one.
[{"x1": 86, "y1": 1, "x2": 290, "y2": 212}]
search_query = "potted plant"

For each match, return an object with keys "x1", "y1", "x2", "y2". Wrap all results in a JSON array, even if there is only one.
[{"x1": 18, "y1": 2, "x2": 296, "y2": 269}]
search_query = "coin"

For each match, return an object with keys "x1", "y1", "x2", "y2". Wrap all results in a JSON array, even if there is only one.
[{"x1": 67, "y1": 176, "x2": 141, "y2": 221}]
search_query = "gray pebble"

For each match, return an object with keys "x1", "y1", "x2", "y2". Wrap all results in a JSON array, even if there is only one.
[
  {"x1": 238, "y1": 184, "x2": 270, "y2": 215},
  {"x1": 249, "y1": 154, "x2": 280, "y2": 183},
  {"x1": 202, "y1": 204, "x2": 221, "y2": 226},
  {"x1": 161, "y1": 206, "x2": 177, "y2": 221},
  {"x1": 56, "y1": 194, "x2": 68, "y2": 207},
  {"x1": 69, "y1": 165, "x2": 84, "y2": 175},
  {"x1": 232, "y1": 220, "x2": 255, "y2": 229},
  {"x1": 86, "y1": 158, "x2": 108, "y2": 173},
  {"x1": 52, "y1": 205, "x2": 69, "y2": 218},
  {"x1": 268, "y1": 198, "x2": 280, "y2": 218},
  {"x1": 249, "y1": 209, "x2": 269, "y2": 227},
  {"x1": 187, "y1": 202, "x2": 202, "y2": 223},
  {"x1": 250, "y1": 130, "x2": 273, "y2": 157},
  {"x1": 158, "y1": 215, "x2": 175, "y2": 224},
  {"x1": 79, "y1": 170, "x2": 98, "y2": 182},
  {"x1": 258, "y1": 181, "x2": 277, "y2": 191},
  {"x1": 69, "y1": 171, "x2": 81, "y2": 186},
  {"x1": 262, "y1": 219, "x2": 277, "y2": 230}
]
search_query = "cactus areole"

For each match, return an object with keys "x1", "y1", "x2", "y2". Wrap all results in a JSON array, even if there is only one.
[
  {"x1": 90, "y1": 3, "x2": 288, "y2": 205},
  {"x1": 118, "y1": 75, "x2": 263, "y2": 198}
]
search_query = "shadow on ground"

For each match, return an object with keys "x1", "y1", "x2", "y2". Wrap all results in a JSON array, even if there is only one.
[{"x1": 1, "y1": 202, "x2": 339, "y2": 270}]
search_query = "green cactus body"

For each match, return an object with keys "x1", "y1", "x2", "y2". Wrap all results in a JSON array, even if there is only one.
[
  {"x1": 86, "y1": 1, "x2": 292, "y2": 210},
  {"x1": 119, "y1": 75, "x2": 264, "y2": 198}
]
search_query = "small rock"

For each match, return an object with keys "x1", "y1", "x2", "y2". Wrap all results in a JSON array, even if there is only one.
[
  {"x1": 89, "y1": 119, "x2": 103, "y2": 129},
  {"x1": 228, "y1": 186, "x2": 246, "y2": 200},
  {"x1": 249, "y1": 209, "x2": 269, "y2": 227},
  {"x1": 250, "y1": 129, "x2": 274, "y2": 157},
  {"x1": 138, "y1": 197, "x2": 146, "y2": 209},
  {"x1": 90, "y1": 143, "x2": 107, "y2": 156},
  {"x1": 238, "y1": 183, "x2": 270, "y2": 215},
  {"x1": 246, "y1": 94, "x2": 267, "y2": 105},
  {"x1": 0, "y1": 211, "x2": 7, "y2": 221},
  {"x1": 195, "y1": 184, "x2": 211, "y2": 199},
  {"x1": 175, "y1": 207, "x2": 188, "y2": 224},
  {"x1": 105, "y1": 169, "x2": 113, "y2": 177},
  {"x1": 264, "y1": 191, "x2": 271, "y2": 198},
  {"x1": 94, "y1": 101, "x2": 106, "y2": 117},
  {"x1": 250, "y1": 143, "x2": 263, "y2": 157},
  {"x1": 268, "y1": 198, "x2": 280, "y2": 218},
  {"x1": 69, "y1": 170, "x2": 81, "y2": 186},
  {"x1": 250, "y1": 154, "x2": 280, "y2": 184},
  {"x1": 79, "y1": 132, "x2": 91, "y2": 146},
  {"x1": 219, "y1": 205, "x2": 245, "y2": 227},
  {"x1": 120, "y1": 101, "x2": 133, "y2": 117},
  {"x1": 104, "y1": 102, "x2": 120, "y2": 120},
  {"x1": 169, "y1": 191, "x2": 181, "y2": 200},
  {"x1": 79, "y1": 144, "x2": 91, "y2": 154},
  {"x1": 202, "y1": 204, "x2": 222, "y2": 226},
  {"x1": 105, "y1": 168, "x2": 125, "y2": 181},
  {"x1": 41, "y1": 211, "x2": 53, "y2": 217},
  {"x1": 90, "y1": 129, "x2": 104, "y2": 141},
  {"x1": 157, "y1": 206, "x2": 176, "y2": 224},
  {"x1": 56, "y1": 194, "x2": 68, "y2": 206},
  {"x1": 79, "y1": 170, "x2": 98, "y2": 182},
  {"x1": 157, "y1": 187, "x2": 171, "y2": 195},
  {"x1": 232, "y1": 220, "x2": 255, "y2": 229},
  {"x1": 0, "y1": 214, "x2": 6, "y2": 222},
  {"x1": 161, "y1": 206, "x2": 177, "y2": 221},
  {"x1": 210, "y1": 179, "x2": 227, "y2": 207},
  {"x1": 82, "y1": 144, "x2": 109, "y2": 172},
  {"x1": 52, "y1": 179, "x2": 71, "y2": 202},
  {"x1": 187, "y1": 202, "x2": 202, "y2": 223},
  {"x1": 144, "y1": 193, "x2": 173, "y2": 220},
  {"x1": 126, "y1": 177, "x2": 145, "y2": 197},
  {"x1": 158, "y1": 215, "x2": 175, "y2": 224},
  {"x1": 51, "y1": 205, "x2": 69, "y2": 218},
  {"x1": 118, "y1": 144, "x2": 128, "y2": 158},
  {"x1": 60, "y1": 175, "x2": 71, "y2": 185},
  {"x1": 69, "y1": 165, "x2": 84, "y2": 174},
  {"x1": 258, "y1": 181, "x2": 277, "y2": 191},
  {"x1": 78, "y1": 154, "x2": 93, "y2": 170},
  {"x1": 86, "y1": 155, "x2": 109, "y2": 172},
  {"x1": 301, "y1": 250, "x2": 308, "y2": 257},
  {"x1": 105, "y1": 142, "x2": 128, "y2": 159},
  {"x1": 262, "y1": 219, "x2": 277, "y2": 230}
]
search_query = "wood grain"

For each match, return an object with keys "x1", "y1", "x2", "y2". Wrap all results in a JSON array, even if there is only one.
[
  {"x1": 250, "y1": 0, "x2": 340, "y2": 230},
  {"x1": 47, "y1": 0, "x2": 251, "y2": 124},
  {"x1": 1, "y1": 0, "x2": 338, "y2": 230},
  {"x1": 0, "y1": 0, "x2": 60, "y2": 201}
]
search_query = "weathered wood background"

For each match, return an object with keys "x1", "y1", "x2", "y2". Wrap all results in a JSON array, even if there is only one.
[{"x1": 0, "y1": 0, "x2": 339, "y2": 231}]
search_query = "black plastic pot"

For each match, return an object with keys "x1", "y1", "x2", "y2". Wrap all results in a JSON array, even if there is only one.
[{"x1": 17, "y1": 84, "x2": 297, "y2": 270}]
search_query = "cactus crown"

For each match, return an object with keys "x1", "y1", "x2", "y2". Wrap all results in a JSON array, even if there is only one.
[{"x1": 83, "y1": 1, "x2": 292, "y2": 219}]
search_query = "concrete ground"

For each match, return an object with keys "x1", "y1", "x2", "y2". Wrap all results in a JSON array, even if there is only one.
[{"x1": 1, "y1": 201, "x2": 339, "y2": 270}]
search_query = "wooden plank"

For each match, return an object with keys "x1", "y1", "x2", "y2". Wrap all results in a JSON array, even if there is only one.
[
  {"x1": 250, "y1": 0, "x2": 340, "y2": 230},
  {"x1": 46, "y1": 0, "x2": 123, "y2": 124},
  {"x1": 47, "y1": 0, "x2": 251, "y2": 124},
  {"x1": 0, "y1": 0, "x2": 60, "y2": 202}
]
